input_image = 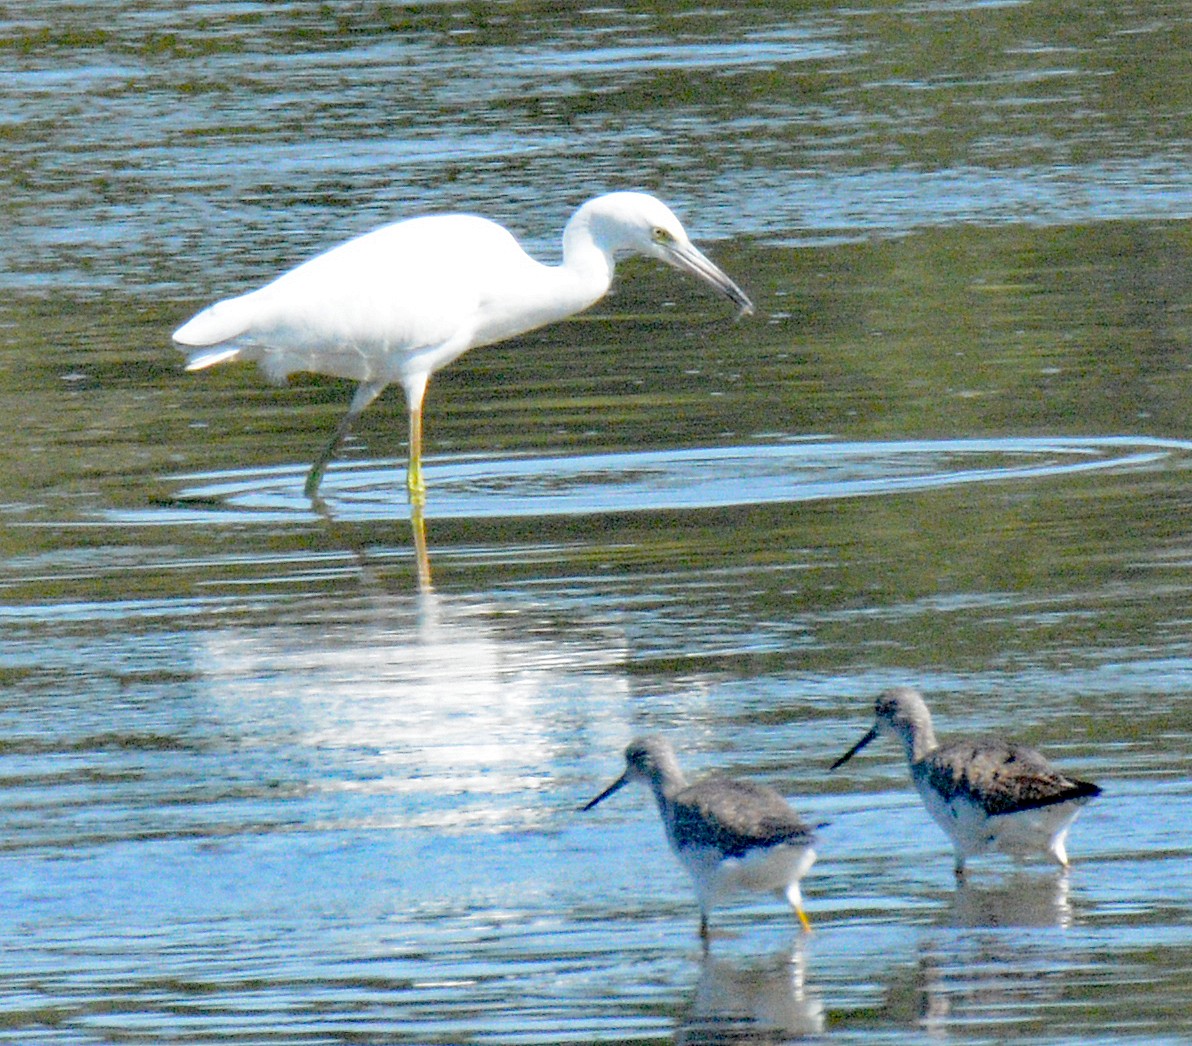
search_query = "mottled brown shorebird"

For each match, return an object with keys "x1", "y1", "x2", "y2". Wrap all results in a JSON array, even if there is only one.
[
  {"x1": 831, "y1": 687, "x2": 1101, "y2": 878},
  {"x1": 582, "y1": 736, "x2": 817, "y2": 941}
]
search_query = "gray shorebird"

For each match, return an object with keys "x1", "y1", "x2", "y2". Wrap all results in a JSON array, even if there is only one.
[
  {"x1": 831, "y1": 687, "x2": 1101, "y2": 878},
  {"x1": 581, "y1": 736, "x2": 817, "y2": 941}
]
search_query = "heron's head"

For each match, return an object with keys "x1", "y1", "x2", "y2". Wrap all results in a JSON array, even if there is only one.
[{"x1": 575, "y1": 192, "x2": 753, "y2": 316}]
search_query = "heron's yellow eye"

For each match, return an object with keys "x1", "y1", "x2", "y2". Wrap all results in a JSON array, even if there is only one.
[{"x1": 652, "y1": 226, "x2": 673, "y2": 244}]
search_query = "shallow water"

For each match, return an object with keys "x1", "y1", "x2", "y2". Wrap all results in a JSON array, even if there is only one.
[{"x1": 3, "y1": 1, "x2": 1192, "y2": 1043}]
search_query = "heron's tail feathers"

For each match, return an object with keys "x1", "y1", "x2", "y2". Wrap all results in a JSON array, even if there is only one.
[
  {"x1": 173, "y1": 291, "x2": 261, "y2": 350},
  {"x1": 183, "y1": 346, "x2": 242, "y2": 371}
]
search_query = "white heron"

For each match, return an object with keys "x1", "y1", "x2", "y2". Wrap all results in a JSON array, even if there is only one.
[{"x1": 173, "y1": 191, "x2": 753, "y2": 504}]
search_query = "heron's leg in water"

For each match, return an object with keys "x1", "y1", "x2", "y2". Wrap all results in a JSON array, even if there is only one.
[{"x1": 304, "y1": 380, "x2": 387, "y2": 499}]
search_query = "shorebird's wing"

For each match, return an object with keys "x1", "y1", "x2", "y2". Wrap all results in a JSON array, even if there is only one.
[
  {"x1": 672, "y1": 776, "x2": 815, "y2": 858},
  {"x1": 924, "y1": 739, "x2": 1101, "y2": 817}
]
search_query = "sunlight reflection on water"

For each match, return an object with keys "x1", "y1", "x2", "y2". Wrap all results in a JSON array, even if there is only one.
[{"x1": 189, "y1": 593, "x2": 632, "y2": 832}]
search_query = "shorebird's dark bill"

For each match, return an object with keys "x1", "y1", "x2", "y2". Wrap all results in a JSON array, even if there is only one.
[
  {"x1": 579, "y1": 772, "x2": 629, "y2": 811},
  {"x1": 830, "y1": 724, "x2": 879, "y2": 771}
]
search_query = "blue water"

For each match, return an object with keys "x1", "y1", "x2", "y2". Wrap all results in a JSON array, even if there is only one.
[{"x1": 3, "y1": 1, "x2": 1192, "y2": 1042}]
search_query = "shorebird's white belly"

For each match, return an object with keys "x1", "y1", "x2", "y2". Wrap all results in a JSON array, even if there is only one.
[
  {"x1": 985, "y1": 801, "x2": 1087, "y2": 858},
  {"x1": 679, "y1": 843, "x2": 817, "y2": 905},
  {"x1": 916, "y1": 779, "x2": 1088, "y2": 862}
]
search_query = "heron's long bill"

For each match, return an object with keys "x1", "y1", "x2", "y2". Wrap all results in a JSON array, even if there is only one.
[
  {"x1": 665, "y1": 241, "x2": 754, "y2": 317},
  {"x1": 579, "y1": 772, "x2": 630, "y2": 811},
  {"x1": 830, "y1": 724, "x2": 880, "y2": 771}
]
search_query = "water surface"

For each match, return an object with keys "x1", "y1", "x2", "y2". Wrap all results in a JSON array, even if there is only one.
[{"x1": 2, "y1": 1, "x2": 1191, "y2": 1043}]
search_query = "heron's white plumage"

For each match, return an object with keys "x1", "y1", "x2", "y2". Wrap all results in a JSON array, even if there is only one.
[
  {"x1": 174, "y1": 191, "x2": 752, "y2": 502},
  {"x1": 176, "y1": 215, "x2": 584, "y2": 384}
]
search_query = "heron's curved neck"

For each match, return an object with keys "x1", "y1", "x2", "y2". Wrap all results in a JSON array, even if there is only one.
[{"x1": 558, "y1": 203, "x2": 617, "y2": 307}]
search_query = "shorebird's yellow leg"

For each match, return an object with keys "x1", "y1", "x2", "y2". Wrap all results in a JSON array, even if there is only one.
[{"x1": 796, "y1": 904, "x2": 812, "y2": 933}]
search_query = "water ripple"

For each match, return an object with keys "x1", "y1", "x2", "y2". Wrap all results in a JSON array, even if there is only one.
[{"x1": 144, "y1": 436, "x2": 1192, "y2": 523}]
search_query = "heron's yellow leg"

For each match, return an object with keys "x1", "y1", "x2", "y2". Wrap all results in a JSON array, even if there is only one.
[
  {"x1": 410, "y1": 502, "x2": 432, "y2": 592},
  {"x1": 407, "y1": 403, "x2": 426, "y2": 507}
]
